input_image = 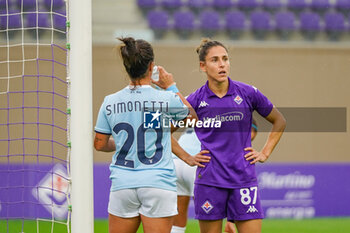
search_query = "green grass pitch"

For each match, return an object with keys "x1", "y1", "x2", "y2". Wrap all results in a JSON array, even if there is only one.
[{"x1": 2, "y1": 218, "x2": 350, "y2": 233}]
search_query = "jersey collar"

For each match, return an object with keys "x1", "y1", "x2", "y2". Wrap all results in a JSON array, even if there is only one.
[
  {"x1": 125, "y1": 85, "x2": 152, "y2": 89},
  {"x1": 204, "y1": 77, "x2": 235, "y2": 97}
]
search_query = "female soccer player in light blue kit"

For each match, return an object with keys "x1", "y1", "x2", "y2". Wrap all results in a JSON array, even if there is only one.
[{"x1": 94, "y1": 37, "x2": 209, "y2": 233}]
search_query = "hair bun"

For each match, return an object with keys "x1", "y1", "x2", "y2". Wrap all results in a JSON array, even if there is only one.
[
  {"x1": 117, "y1": 37, "x2": 154, "y2": 80},
  {"x1": 196, "y1": 38, "x2": 212, "y2": 54},
  {"x1": 119, "y1": 37, "x2": 137, "y2": 57}
]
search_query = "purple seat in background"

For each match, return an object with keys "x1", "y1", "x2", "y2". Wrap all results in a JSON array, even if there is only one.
[
  {"x1": 0, "y1": 10, "x2": 21, "y2": 29},
  {"x1": 137, "y1": 0, "x2": 157, "y2": 9},
  {"x1": 52, "y1": 10, "x2": 66, "y2": 31},
  {"x1": 137, "y1": 0, "x2": 157, "y2": 15},
  {"x1": 335, "y1": 0, "x2": 350, "y2": 14},
  {"x1": 147, "y1": 10, "x2": 169, "y2": 39},
  {"x1": 275, "y1": 11, "x2": 296, "y2": 40},
  {"x1": 287, "y1": 0, "x2": 309, "y2": 13},
  {"x1": 173, "y1": 10, "x2": 195, "y2": 39},
  {"x1": 237, "y1": 0, "x2": 259, "y2": 12},
  {"x1": 0, "y1": 0, "x2": 5, "y2": 9},
  {"x1": 0, "y1": 10, "x2": 21, "y2": 39},
  {"x1": 43, "y1": 0, "x2": 65, "y2": 10},
  {"x1": 187, "y1": 0, "x2": 211, "y2": 13},
  {"x1": 26, "y1": 12, "x2": 49, "y2": 28},
  {"x1": 0, "y1": 0, "x2": 15, "y2": 11},
  {"x1": 199, "y1": 9, "x2": 221, "y2": 37},
  {"x1": 250, "y1": 10, "x2": 272, "y2": 40},
  {"x1": 16, "y1": 0, "x2": 37, "y2": 11},
  {"x1": 299, "y1": 12, "x2": 321, "y2": 40},
  {"x1": 300, "y1": 12, "x2": 321, "y2": 30},
  {"x1": 26, "y1": 12, "x2": 50, "y2": 38},
  {"x1": 262, "y1": 0, "x2": 282, "y2": 13},
  {"x1": 213, "y1": 0, "x2": 235, "y2": 11},
  {"x1": 324, "y1": 12, "x2": 346, "y2": 40},
  {"x1": 161, "y1": 0, "x2": 183, "y2": 11},
  {"x1": 310, "y1": 0, "x2": 331, "y2": 14},
  {"x1": 225, "y1": 10, "x2": 245, "y2": 39}
]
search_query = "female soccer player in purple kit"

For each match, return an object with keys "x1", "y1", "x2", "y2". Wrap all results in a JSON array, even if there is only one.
[{"x1": 185, "y1": 39, "x2": 286, "y2": 233}]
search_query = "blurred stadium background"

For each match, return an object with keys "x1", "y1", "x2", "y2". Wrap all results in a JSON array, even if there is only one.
[{"x1": 1, "y1": 0, "x2": 350, "y2": 232}]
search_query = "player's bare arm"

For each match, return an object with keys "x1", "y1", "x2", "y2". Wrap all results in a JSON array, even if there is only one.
[
  {"x1": 171, "y1": 135, "x2": 210, "y2": 167},
  {"x1": 245, "y1": 107, "x2": 286, "y2": 164},
  {"x1": 94, "y1": 132, "x2": 116, "y2": 152}
]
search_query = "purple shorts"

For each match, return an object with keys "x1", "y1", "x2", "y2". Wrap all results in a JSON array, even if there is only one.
[{"x1": 194, "y1": 184, "x2": 264, "y2": 221}]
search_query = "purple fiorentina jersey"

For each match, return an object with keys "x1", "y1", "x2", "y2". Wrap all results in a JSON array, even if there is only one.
[{"x1": 187, "y1": 78, "x2": 273, "y2": 188}]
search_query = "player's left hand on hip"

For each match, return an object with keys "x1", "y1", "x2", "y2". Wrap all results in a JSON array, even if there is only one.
[
  {"x1": 193, "y1": 150, "x2": 211, "y2": 167},
  {"x1": 244, "y1": 147, "x2": 268, "y2": 164}
]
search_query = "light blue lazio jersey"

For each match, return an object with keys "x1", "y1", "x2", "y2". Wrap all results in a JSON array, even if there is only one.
[{"x1": 95, "y1": 85, "x2": 189, "y2": 192}]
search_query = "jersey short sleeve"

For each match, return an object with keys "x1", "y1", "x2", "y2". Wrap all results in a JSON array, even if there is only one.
[
  {"x1": 166, "y1": 92, "x2": 189, "y2": 121},
  {"x1": 250, "y1": 86, "x2": 274, "y2": 117},
  {"x1": 186, "y1": 91, "x2": 199, "y2": 111},
  {"x1": 94, "y1": 97, "x2": 112, "y2": 135}
]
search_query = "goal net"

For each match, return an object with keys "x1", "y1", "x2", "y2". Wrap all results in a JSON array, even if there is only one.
[{"x1": 0, "y1": 0, "x2": 72, "y2": 232}]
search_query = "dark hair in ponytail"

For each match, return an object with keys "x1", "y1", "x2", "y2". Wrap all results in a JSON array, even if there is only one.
[
  {"x1": 196, "y1": 38, "x2": 228, "y2": 62},
  {"x1": 118, "y1": 37, "x2": 154, "y2": 81}
]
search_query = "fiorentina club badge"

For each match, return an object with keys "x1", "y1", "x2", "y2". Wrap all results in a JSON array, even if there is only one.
[
  {"x1": 201, "y1": 200, "x2": 214, "y2": 214},
  {"x1": 234, "y1": 95, "x2": 243, "y2": 105},
  {"x1": 32, "y1": 164, "x2": 69, "y2": 219}
]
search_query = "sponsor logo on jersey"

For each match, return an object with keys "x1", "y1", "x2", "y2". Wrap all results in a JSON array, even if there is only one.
[
  {"x1": 199, "y1": 101, "x2": 209, "y2": 108},
  {"x1": 202, "y1": 200, "x2": 214, "y2": 214},
  {"x1": 234, "y1": 95, "x2": 243, "y2": 105},
  {"x1": 203, "y1": 111, "x2": 244, "y2": 122},
  {"x1": 246, "y1": 205, "x2": 258, "y2": 213},
  {"x1": 32, "y1": 164, "x2": 69, "y2": 219}
]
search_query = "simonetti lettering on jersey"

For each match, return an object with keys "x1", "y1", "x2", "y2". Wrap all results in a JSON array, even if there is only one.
[{"x1": 105, "y1": 100, "x2": 170, "y2": 115}]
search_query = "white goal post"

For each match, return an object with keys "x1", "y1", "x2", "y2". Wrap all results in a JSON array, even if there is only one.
[{"x1": 69, "y1": 0, "x2": 94, "y2": 232}]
